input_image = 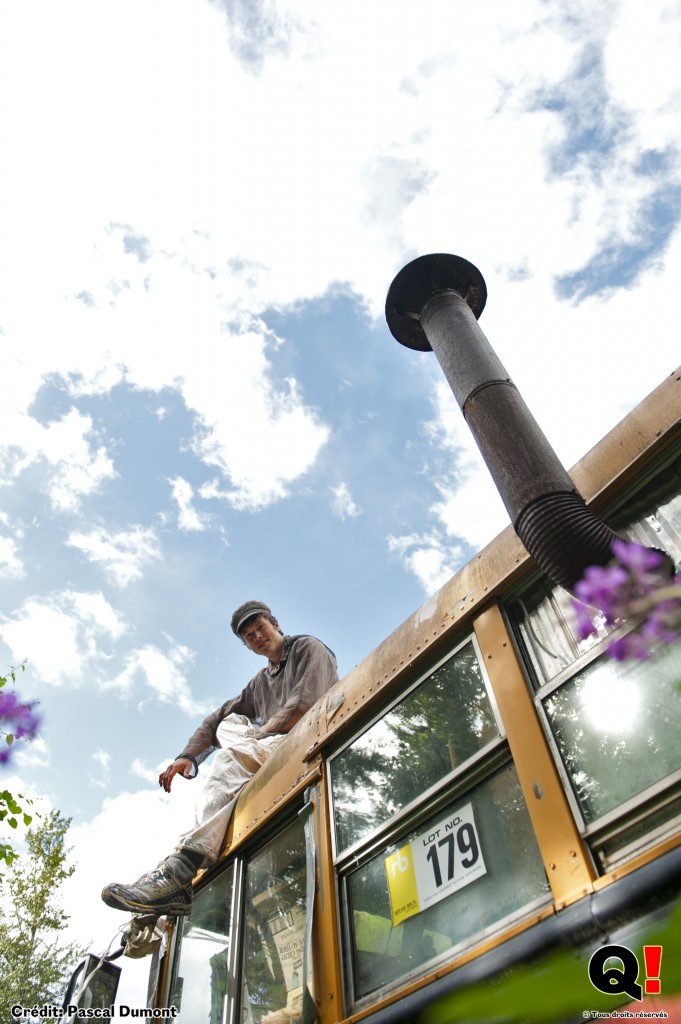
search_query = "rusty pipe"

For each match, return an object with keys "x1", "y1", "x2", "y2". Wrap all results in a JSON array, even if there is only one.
[{"x1": 385, "y1": 253, "x2": 622, "y2": 590}]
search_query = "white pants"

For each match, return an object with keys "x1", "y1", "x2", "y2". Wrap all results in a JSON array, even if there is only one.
[{"x1": 177, "y1": 714, "x2": 284, "y2": 867}]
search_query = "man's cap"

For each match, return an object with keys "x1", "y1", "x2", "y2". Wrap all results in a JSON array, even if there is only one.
[{"x1": 231, "y1": 600, "x2": 274, "y2": 637}]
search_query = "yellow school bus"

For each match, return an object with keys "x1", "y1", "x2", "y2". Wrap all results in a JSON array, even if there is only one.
[{"x1": 146, "y1": 260, "x2": 681, "y2": 1024}]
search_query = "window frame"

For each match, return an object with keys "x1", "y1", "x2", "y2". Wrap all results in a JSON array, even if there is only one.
[
  {"x1": 531, "y1": 637, "x2": 681, "y2": 846},
  {"x1": 505, "y1": 446, "x2": 681, "y2": 873},
  {"x1": 161, "y1": 858, "x2": 240, "y2": 1024},
  {"x1": 235, "y1": 809, "x2": 310, "y2": 1024},
  {"x1": 335, "y1": 750, "x2": 553, "y2": 1011},
  {"x1": 328, "y1": 630, "x2": 556, "y2": 1012},
  {"x1": 160, "y1": 804, "x2": 310, "y2": 1024},
  {"x1": 328, "y1": 631, "x2": 506, "y2": 869}
]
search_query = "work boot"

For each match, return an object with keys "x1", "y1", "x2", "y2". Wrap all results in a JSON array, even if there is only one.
[{"x1": 102, "y1": 856, "x2": 194, "y2": 916}]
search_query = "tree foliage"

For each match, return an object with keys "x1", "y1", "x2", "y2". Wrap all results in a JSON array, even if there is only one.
[{"x1": 0, "y1": 809, "x2": 86, "y2": 1017}]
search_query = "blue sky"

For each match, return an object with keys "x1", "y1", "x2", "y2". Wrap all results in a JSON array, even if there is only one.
[{"x1": 1, "y1": 0, "x2": 680, "y2": 1007}]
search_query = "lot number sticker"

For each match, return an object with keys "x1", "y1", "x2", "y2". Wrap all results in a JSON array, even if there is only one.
[{"x1": 384, "y1": 802, "x2": 487, "y2": 927}]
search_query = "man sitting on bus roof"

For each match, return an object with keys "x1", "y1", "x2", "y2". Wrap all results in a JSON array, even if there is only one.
[{"x1": 102, "y1": 600, "x2": 338, "y2": 917}]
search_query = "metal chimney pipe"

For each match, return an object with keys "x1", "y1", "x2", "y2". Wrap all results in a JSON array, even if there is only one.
[{"x1": 385, "y1": 253, "x2": 622, "y2": 590}]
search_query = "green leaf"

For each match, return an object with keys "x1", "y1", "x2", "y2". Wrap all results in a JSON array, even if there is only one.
[
  {"x1": 5, "y1": 734, "x2": 14, "y2": 746},
  {"x1": 23, "y1": 814, "x2": 32, "y2": 826},
  {"x1": 0, "y1": 841, "x2": 18, "y2": 868},
  {"x1": 8, "y1": 817, "x2": 18, "y2": 829}
]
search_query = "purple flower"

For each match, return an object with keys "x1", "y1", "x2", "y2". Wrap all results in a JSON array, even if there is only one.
[
  {"x1": 573, "y1": 564, "x2": 629, "y2": 636},
  {"x1": 0, "y1": 692, "x2": 20, "y2": 717},
  {"x1": 609, "y1": 631, "x2": 655, "y2": 662},
  {"x1": 611, "y1": 537, "x2": 666, "y2": 574},
  {"x1": 14, "y1": 704, "x2": 41, "y2": 739},
  {"x1": 1, "y1": 684, "x2": 41, "y2": 765},
  {"x1": 572, "y1": 540, "x2": 681, "y2": 661}
]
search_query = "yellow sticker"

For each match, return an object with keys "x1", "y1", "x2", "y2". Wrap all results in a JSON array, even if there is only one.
[
  {"x1": 385, "y1": 843, "x2": 420, "y2": 926},
  {"x1": 384, "y1": 803, "x2": 487, "y2": 928}
]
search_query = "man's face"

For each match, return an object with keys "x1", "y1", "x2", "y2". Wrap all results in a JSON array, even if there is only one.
[{"x1": 240, "y1": 615, "x2": 284, "y2": 663}]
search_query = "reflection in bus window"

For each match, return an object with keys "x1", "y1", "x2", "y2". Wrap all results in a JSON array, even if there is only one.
[
  {"x1": 240, "y1": 817, "x2": 307, "y2": 1024},
  {"x1": 331, "y1": 640, "x2": 500, "y2": 852},
  {"x1": 346, "y1": 762, "x2": 550, "y2": 1000},
  {"x1": 168, "y1": 865, "x2": 234, "y2": 1024},
  {"x1": 512, "y1": 578, "x2": 596, "y2": 689},
  {"x1": 545, "y1": 641, "x2": 681, "y2": 826}
]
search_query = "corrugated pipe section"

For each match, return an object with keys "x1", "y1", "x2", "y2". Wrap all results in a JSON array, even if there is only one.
[
  {"x1": 515, "y1": 492, "x2": 622, "y2": 590},
  {"x1": 385, "y1": 253, "x2": 623, "y2": 591}
]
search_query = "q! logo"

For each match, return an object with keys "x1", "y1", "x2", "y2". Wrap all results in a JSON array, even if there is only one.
[{"x1": 588, "y1": 945, "x2": 663, "y2": 1002}]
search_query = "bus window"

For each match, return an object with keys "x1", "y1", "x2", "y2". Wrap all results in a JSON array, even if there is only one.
[
  {"x1": 330, "y1": 638, "x2": 501, "y2": 855},
  {"x1": 510, "y1": 453, "x2": 681, "y2": 869},
  {"x1": 343, "y1": 761, "x2": 550, "y2": 1001},
  {"x1": 239, "y1": 817, "x2": 307, "y2": 1024},
  {"x1": 167, "y1": 863, "x2": 234, "y2": 1024},
  {"x1": 544, "y1": 643, "x2": 681, "y2": 826}
]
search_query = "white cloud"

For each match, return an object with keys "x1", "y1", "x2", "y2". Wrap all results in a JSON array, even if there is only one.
[
  {"x1": 1, "y1": 230, "x2": 332, "y2": 513},
  {"x1": 0, "y1": 407, "x2": 116, "y2": 513},
  {"x1": 12, "y1": 735, "x2": 51, "y2": 770},
  {"x1": 169, "y1": 476, "x2": 208, "y2": 532},
  {"x1": 105, "y1": 639, "x2": 205, "y2": 716},
  {"x1": 67, "y1": 525, "x2": 161, "y2": 586},
  {"x1": 0, "y1": 0, "x2": 678, "y2": 525},
  {"x1": 0, "y1": 591, "x2": 126, "y2": 687},
  {"x1": 188, "y1": 360, "x2": 330, "y2": 510},
  {"x1": 131, "y1": 758, "x2": 160, "y2": 784},
  {"x1": 330, "y1": 483, "x2": 362, "y2": 521},
  {"x1": 387, "y1": 531, "x2": 466, "y2": 595},
  {"x1": 0, "y1": 532, "x2": 25, "y2": 579},
  {"x1": 604, "y1": 0, "x2": 681, "y2": 148},
  {"x1": 90, "y1": 748, "x2": 112, "y2": 789},
  {"x1": 432, "y1": 475, "x2": 510, "y2": 553}
]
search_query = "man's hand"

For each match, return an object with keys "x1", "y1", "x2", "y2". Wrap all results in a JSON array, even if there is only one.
[{"x1": 158, "y1": 758, "x2": 193, "y2": 793}]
